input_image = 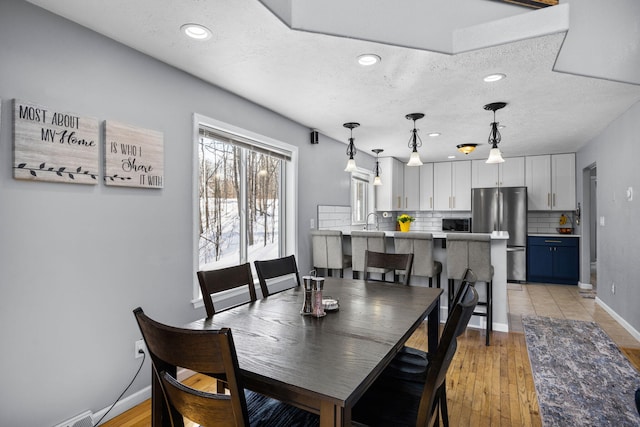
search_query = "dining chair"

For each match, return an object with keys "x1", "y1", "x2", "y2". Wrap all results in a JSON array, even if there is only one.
[
  {"x1": 363, "y1": 250, "x2": 414, "y2": 285},
  {"x1": 133, "y1": 307, "x2": 319, "y2": 427},
  {"x1": 352, "y1": 283, "x2": 478, "y2": 427},
  {"x1": 310, "y1": 229, "x2": 352, "y2": 277},
  {"x1": 196, "y1": 263, "x2": 257, "y2": 318},
  {"x1": 351, "y1": 231, "x2": 387, "y2": 280},
  {"x1": 394, "y1": 232, "x2": 443, "y2": 288},
  {"x1": 254, "y1": 254, "x2": 301, "y2": 298}
]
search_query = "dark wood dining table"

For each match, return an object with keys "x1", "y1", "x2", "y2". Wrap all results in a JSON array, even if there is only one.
[{"x1": 153, "y1": 277, "x2": 442, "y2": 427}]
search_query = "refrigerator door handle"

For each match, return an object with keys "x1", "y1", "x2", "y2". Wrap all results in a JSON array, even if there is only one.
[{"x1": 507, "y1": 247, "x2": 526, "y2": 252}]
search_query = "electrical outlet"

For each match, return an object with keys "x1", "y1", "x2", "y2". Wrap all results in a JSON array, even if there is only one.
[
  {"x1": 135, "y1": 339, "x2": 145, "y2": 359},
  {"x1": 611, "y1": 282, "x2": 615, "y2": 295}
]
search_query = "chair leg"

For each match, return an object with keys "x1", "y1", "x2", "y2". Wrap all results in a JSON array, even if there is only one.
[
  {"x1": 339, "y1": 269, "x2": 344, "y2": 278},
  {"x1": 439, "y1": 383, "x2": 449, "y2": 427},
  {"x1": 436, "y1": 273, "x2": 441, "y2": 289},
  {"x1": 428, "y1": 277, "x2": 433, "y2": 288},
  {"x1": 353, "y1": 271, "x2": 358, "y2": 280},
  {"x1": 486, "y1": 280, "x2": 493, "y2": 346},
  {"x1": 447, "y1": 279, "x2": 455, "y2": 318}
]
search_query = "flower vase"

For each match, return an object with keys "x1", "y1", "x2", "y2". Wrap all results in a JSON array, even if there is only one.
[{"x1": 399, "y1": 222, "x2": 411, "y2": 232}]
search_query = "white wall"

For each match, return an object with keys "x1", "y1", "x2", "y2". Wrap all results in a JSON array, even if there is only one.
[
  {"x1": 576, "y1": 101, "x2": 640, "y2": 335},
  {"x1": 0, "y1": 1, "x2": 354, "y2": 425}
]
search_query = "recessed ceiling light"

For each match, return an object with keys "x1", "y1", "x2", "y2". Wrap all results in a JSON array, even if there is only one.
[
  {"x1": 448, "y1": 155, "x2": 456, "y2": 159},
  {"x1": 483, "y1": 73, "x2": 506, "y2": 82},
  {"x1": 357, "y1": 54, "x2": 381, "y2": 66},
  {"x1": 181, "y1": 23, "x2": 212, "y2": 40},
  {"x1": 428, "y1": 132, "x2": 441, "y2": 137}
]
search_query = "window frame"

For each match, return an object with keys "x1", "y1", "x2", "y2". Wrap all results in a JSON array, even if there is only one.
[
  {"x1": 350, "y1": 168, "x2": 375, "y2": 226},
  {"x1": 192, "y1": 114, "x2": 298, "y2": 307}
]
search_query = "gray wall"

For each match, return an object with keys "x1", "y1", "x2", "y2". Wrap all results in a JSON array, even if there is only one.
[
  {"x1": 576, "y1": 101, "x2": 640, "y2": 334},
  {"x1": 0, "y1": 1, "x2": 354, "y2": 425}
]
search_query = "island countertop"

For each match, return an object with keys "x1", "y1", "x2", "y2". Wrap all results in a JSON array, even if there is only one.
[{"x1": 339, "y1": 229, "x2": 509, "y2": 240}]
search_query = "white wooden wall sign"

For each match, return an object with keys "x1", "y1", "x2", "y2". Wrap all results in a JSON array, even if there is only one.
[
  {"x1": 13, "y1": 99, "x2": 99, "y2": 184},
  {"x1": 104, "y1": 121, "x2": 164, "y2": 188}
]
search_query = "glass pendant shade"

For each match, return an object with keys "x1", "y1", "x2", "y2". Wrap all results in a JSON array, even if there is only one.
[
  {"x1": 457, "y1": 144, "x2": 477, "y2": 155},
  {"x1": 407, "y1": 150, "x2": 423, "y2": 166},
  {"x1": 373, "y1": 175, "x2": 382, "y2": 186},
  {"x1": 371, "y1": 148, "x2": 384, "y2": 185},
  {"x1": 486, "y1": 146, "x2": 505, "y2": 164},
  {"x1": 344, "y1": 158, "x2": 357, "y2": 172}
]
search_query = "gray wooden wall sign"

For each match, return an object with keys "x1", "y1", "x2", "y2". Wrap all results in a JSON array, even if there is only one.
[
  {"x1": 13, "y1": 99, "x2": 99, "y2": 184},
  {"x1": 104, "y1": 121, "x2": 164, "y2": 188}
]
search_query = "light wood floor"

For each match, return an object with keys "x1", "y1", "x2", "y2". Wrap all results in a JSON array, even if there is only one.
[{"x1": 102, "y1": 283, "x2": 640, "y2": 427}]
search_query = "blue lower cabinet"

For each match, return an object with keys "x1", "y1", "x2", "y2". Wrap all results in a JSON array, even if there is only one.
[{"x1": 527, "y1": 236, "x2": 579, "y2": 285}]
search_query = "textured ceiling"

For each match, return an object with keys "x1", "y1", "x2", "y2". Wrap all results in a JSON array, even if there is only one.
[{"x1": 24, "y1": 0, "x2": 640, "y2": 163}]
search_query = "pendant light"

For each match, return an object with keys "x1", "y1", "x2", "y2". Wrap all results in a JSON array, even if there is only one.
[
  {"x1": 372, "y1": 149, "x2": 383, "y2": 186},
  {"x1": 343, "y1": 122, "x2": 360, "y2": 172},
  {"x1": 484, "y1": 102, "x2": 507, "y2": 164},
  {"x1": 405, "y1": 113, "x2": 424, "y2": 166},
  {"x1": 456, "y1": 143, "x2": 478, "y2": 155}
]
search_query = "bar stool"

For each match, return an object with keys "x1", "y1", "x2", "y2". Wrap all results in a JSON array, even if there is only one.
[
  {"x1": 310, "y1": 230, "x2": 351, "y2": 278},
  {"x1": 446, "y1": 233, "x2": 493, "y2": 346},
  {"x1": 394, "y1": 232, "x2": 442, "y2": 288},
  {"x1": 351, "y1": 231, "x2": 387, "y2": 280}
]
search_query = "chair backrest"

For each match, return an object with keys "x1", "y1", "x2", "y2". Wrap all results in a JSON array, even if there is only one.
[
  {"x1": 451, "y1": 268, "x2": 478, "y2": 308},
  {"x1": 254, "y1": 254, "x2": 301, "y2": 298},
  {"x1": 446, "y1": 233, "x2": 492, "y2": 282},
  {"x1": 351, "y1": 231, "x2": 387, "y2": 273},
  {"x1": 364, "y1": 250, "x2": 414, "y2": 285},
  {"x1": 197, "y1": 263, "x2": 256, "y2": 318},
  {"x1": 394, "y1": 232, "x2": 437, "y2": 277},
  {"x1": 415, "y1": 284, "x2": 478, "y2": 426},
  {"x1": 133, "y1": 307, "x2": 249, "y2": 426},
  {"x1": 311, "y1": 230, "x2": 345, "y2": 269}
]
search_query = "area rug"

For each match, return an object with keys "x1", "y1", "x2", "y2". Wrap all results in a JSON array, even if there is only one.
[{"x1": 522, "y1": 315, "x2": 640, "y2": 426}]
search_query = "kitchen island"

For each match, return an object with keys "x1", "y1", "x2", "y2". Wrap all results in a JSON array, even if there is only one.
[{"x1": 338, "y1": 230, "x2": 510, "y2": 332}]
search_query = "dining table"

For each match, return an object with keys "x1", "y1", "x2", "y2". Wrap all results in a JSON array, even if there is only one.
[{"x1": 152, "y1": 277, "x2": 442, "y2": 427}]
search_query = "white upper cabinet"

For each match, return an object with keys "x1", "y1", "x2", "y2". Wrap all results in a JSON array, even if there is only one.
[
  {"x1": 433, "y1": 161, "x2": 471, "y2": 211},
  {"x1": 525, "y1": 153, "x2": 575, "y2": 210},
  {"x1": 419, "y1": 163, "x2": 434, "y2": 211},
  {"x1": 403, "y1": 165, "x2": 420, "y2": 210},
  {"x1": 375, "y1": 157, "x2": 404, "y2": 211},
  {"x1": 472, "y1": 157, "x2": 525, "y2": 188}
]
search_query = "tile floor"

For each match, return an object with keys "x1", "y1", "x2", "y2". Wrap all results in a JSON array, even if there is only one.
[{"x1": 507, "y1": 283, "x2": 640, "y2": 349}]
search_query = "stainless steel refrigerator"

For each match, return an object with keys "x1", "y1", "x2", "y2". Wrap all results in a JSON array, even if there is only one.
[{"x1": 472, "y1": 186, "x2": 528, "y2": 282}]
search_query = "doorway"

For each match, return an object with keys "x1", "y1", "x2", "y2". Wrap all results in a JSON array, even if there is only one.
[{"x1": 589, "y1": 166, "x2": 597, "y2": 287}]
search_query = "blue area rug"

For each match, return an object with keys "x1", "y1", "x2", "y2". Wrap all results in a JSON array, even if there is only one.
[{"x1": 522, "y1": 315, "x2": 640, "y2": 427}]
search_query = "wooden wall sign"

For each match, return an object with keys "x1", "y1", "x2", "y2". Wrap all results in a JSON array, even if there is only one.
[
  {"x1": 13, "y1": 99, "x2": 99, "y2": 184},
  {"x1": 104, "y1": 121, "x2": 164, "y2": 188}
]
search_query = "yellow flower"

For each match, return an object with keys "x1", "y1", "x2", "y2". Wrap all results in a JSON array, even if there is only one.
[{"x1": 397, "y1": 214, "x2": 415, "y2": 224}]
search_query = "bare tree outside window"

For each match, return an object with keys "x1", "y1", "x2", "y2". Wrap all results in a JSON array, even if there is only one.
[{"x1": 199, "y1": 135, "x2": 280, "y2": 270}]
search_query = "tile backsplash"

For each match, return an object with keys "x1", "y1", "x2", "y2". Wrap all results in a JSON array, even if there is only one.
[
  {"x1": 528, "y1": 211, "x2": 576, "y2": 234},
  {"x1": 318, "y1": 205, "x2": 577, "y2": 235}
]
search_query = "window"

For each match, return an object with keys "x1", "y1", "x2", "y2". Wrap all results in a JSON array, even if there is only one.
[
  {"x1": 193, "y1": 115, "x2": 297, "y2": 302},
  {"x1": 351, "y1": 170, "x2": 374, "y2": 225}
]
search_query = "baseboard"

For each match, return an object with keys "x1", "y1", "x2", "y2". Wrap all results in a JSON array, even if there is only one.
[
  {"x1": 595, "y1": 297, "x2": 640, "y2": 342},
  {"x1": 93, "y1": 368, "x2": 194, "y2": 424}
]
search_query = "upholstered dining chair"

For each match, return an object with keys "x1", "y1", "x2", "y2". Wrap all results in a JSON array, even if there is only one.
[
  {"x1": 310, "y1": 229, "x2": 352, "y2": 277},
  {"x1": 351, "y1": 231, "x2": 387, "y2": 280},
  {"x1": 197, "y1": 263, "x2": 257, "y2": 318},
  {"x1": 133, "y1": 307, "x2": 319, "y2": 427},
  {"x1": 446, "y1": 233, "x2": 494, "y2": 346},
  {"x1": 363, "y1": 250, "x2": 414, "y2": 285},
  {"x1": 394, "y1": 232, "x2": 443, "y2": 288},
  {"x1": 352, "y1": 283, "x2": 478, "y2": 427},
  {"x1": 254, "y1": 254, "x2": 301, "y2": 298}
]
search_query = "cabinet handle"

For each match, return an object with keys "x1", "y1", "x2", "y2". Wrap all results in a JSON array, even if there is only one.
[
  {"x1": 547, "y1": 193, "x2": 551, "y2": 208},
  {"x1": 553, "y1": 193, "x2": 556, "y2": 207},
  {"x1": 397, "y1": 196, "x2": 401, "y2": 209},
  {"x1": 430, "y1": 197, "x2": 433, "y2": 209},
  {"x1": 453, "y1": 196, "x2": 455, "y2": 208},
  {"x1": 545, "y1": 240, "x2": 562, "y2": 243},
  {"x1": 405, "y1": 197, "x2": 408, "y2": 208}
]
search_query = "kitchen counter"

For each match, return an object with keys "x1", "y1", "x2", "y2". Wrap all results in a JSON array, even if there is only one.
[{"x1": 331, "y1": 229, "x2": 509, "y2": 333}]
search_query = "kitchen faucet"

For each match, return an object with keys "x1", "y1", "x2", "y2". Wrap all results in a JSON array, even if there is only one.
[{"x1": 364, "y1": 212, "x2": 379, "y2": 230}]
